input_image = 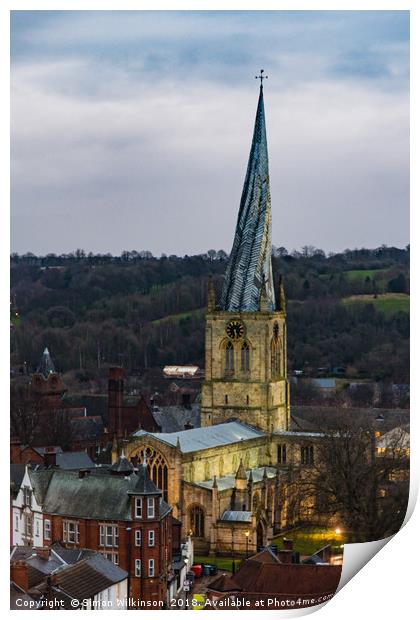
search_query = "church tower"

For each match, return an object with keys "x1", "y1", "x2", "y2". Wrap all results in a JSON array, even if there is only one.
[{"x1": 201, "y1": 75, "x2": 290, "y2": 433}]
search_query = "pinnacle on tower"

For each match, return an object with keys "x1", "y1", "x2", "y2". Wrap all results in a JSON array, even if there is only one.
[
  {"x1": 278, "y1": 275, "x2": 286, "y2": 312},
  {"x1": 207, "y1": 276, "x2": 216, "y2": 312},
  {"x1": 235, "y1": 458, "x2": 247, "y2": 480},
  {"x1": 37, "y1": 347, "x2": 56, "y2": 378},
  {"x1": 221, "y1": 77, "x2": 275, "y2": 312}
]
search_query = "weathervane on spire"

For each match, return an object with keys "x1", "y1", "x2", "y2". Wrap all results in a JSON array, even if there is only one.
[{"x1": 255, "y1": 69, "x2": 268, "y2": 87}]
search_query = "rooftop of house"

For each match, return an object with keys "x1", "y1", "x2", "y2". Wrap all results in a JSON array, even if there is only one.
[
  {"x1": 207, "y1": 547, "x2": 341, "y2": 599},
  {"x1": 11, "y1": 544, "x2": 127, "y2": 608},
  {"x1": 19, "y1": 447, "x2": 95, "y2": 470},
  {"x1": 26, "y1": 467, "x2": 171, "y2": 521},
  {"x1": 10, "y1": 464, "x2": 26, "y2": 498}
]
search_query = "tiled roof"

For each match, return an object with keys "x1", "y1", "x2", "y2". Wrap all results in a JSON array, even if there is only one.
[
  {"x1": 132, "y1": 421, "x2": 264, "y2": 454},
  {"x1": 207, "y1": 573, "x2": 239, "y2": 592}
]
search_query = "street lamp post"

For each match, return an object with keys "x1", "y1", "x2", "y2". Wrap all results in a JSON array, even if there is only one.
[{"x1": 245, "y1": 531, "x2": 250, "y2": 558}]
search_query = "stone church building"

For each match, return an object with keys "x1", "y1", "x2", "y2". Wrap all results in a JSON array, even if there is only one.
[{"x1": 121, "y1": 81, "x2": 321, "y2": 555}]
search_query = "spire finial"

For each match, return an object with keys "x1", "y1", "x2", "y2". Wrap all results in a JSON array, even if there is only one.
[{"x1": 255, "y1": 69, "x2": 268, "y2": 88}]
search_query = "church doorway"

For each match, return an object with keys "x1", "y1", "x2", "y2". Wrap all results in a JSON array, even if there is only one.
[{"x1": 189, "y1": 505, "x2": 205, "y2": 538}]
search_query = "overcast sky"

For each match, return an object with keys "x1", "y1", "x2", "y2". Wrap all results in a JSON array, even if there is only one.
[{"x1": 11, "y1": 10, "x2": 409, "y2": 256}]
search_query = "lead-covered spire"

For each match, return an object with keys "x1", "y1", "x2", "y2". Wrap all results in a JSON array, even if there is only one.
[{"x1": 221, "y1": 81, "x2": 275, "y2": 312}]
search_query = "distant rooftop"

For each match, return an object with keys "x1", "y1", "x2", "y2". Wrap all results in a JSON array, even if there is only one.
[{"x1": 163, "y1": 365, "x2": 201, "y2": 378}]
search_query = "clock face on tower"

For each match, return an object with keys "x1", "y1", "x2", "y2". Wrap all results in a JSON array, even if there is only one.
[{"x1": 226, "y1": 319, "x2": 245, "y2": 340}]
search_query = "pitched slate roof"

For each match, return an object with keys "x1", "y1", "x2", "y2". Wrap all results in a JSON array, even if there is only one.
[
  {"x1": 28, "y1": 469, "x2": 54, "y2": 505},
  {"x1": 194, "y1": 466, "x2": 278, "y2": 491},
  {"x1": 29, "y1": 469, "x2": 171, "y2": 521},
  {"x1": 221, "y1": 84, "x2": 275, "y2": 312},
  {"x1": 132, "y1": 421, "x2": 264, "y2": 454},
  {"x1": 128, "y1": 465, "x2": 161, "y2": 496},
  {"x1": 47, "y1": 554, "x2": 127, "y2": 600},
  {"x1": 109, "y1": 455, "x2": 134, "y2": 475},
  {"x1": 220, "y1": 510, "x2": 252, "y2": 523},
  {"x1": 56, "y1": 451, "x2": 95, "y2": 469},
  {"x1": 10, "y1": 464, "x2": 26, "y2": 499}
]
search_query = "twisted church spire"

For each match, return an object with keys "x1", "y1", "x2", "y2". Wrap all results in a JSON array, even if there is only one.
[{"x1": 221, "y1": 79, "x2": 275, "y2": 312}]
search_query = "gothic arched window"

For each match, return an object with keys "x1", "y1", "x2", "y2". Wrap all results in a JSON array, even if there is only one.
[
  {"x1": 224, "y1": 341, "x2": 234, "y2": 374},
  {"x1": 137, "y1": 447, "x2": 169, "y2": 502},
  {"x1": 241, "y1": 341, "x2": 250, "y2": 372},
  {"x1": 189, "y1": 505, "x2": 205, "y2": 537}
]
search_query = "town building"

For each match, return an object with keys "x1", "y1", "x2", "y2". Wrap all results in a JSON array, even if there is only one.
[
  {"x1": 11, "y1": 457, "x2": 179, "y2": 606},
  {"x1": 10, "y1": 544, "x2": 128, "y2": 610}
]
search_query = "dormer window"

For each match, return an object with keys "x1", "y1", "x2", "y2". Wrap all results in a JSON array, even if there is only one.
[
  {"x1": 135, "y1": 498, "x2": 142, "y2": 518},
  {"x1": 147, "y1": 497, "x2": 155, "y2": 518}
]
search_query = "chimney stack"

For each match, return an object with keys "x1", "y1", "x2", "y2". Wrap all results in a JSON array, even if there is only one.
[
  {"x1": 43, "y1": 446, "x2": 57, "y2": 467},
  {"x1": 11, "y1": 561, "x2": 29, "y2": 592}
]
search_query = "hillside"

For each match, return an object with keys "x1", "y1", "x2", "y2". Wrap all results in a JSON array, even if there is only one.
[{"x1": 10, "y1": 245, "x2": 409, "y2": 383}]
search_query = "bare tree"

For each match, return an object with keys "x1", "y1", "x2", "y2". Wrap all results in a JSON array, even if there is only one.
[
  {"x1": 10, "y1": 383, "x2": 41, "y2": 444},
  {"x1": 288, "y1": 413, "x2": 409, "y2": 542}
]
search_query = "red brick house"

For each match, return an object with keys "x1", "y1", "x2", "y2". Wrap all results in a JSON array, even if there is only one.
[{"x1": 12, "y1": 457, "x2": 174, "y2": 606}]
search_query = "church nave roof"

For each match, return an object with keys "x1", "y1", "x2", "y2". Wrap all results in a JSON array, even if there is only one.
[{"x1": 132, "y1": 420, "x2": 265, "y2": 454}]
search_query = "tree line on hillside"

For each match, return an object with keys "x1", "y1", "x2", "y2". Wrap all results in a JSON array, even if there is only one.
[{"x1": 10, "y1": 245, "x2": 409, "y2": 383}]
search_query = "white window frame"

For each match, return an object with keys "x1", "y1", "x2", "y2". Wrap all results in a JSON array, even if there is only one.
[
  {"x1": 147, "y1": 497, "x2": 155, "y2": 518},
  {"x1": 23, "y1": 487, "x2": 32, "y2": 508},
  {"x1": 135, "y1": 530, "x2": 141, "y2": 546},
  {"x1": 24, "y1": 514, "x2": 32, "y2": 537},
  {"x1": 148, "y1": 530, "x2": 155, "y2": 547},
  {"x1": 101, "y1": 551, "x2": 119, "y2": 565},
  {"x1": 148, "y1": 559, "x2": 155, "y2": 577},
  {"x1": 135, "y1": 559, "x2": 141, "y2": 577},
  {"x1": 99, "y1": 524, "x2": 118, "y2": 547},
  {"x1": 44, "y1": 519, "x2": 51, "y2": 540},
  {"x1": 63, "y1": 520, "x2": 80, "y2": 544},
  {"x1": 135, "y1": 498, "x2": 142, "y2": 518}
]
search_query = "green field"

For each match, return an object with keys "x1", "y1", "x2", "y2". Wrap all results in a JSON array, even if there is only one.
[
  {"x1": 342, "y1": 293, "x2": 409, "y2": 316},
  {"x1": 319, "y1": 268, "x2": 389, "y2": 282},
  {"x1": 151, "y1": 307, "x2": 205, "y2": 326},
  {"x1": 343, "y1": 268, "x2": 389, "y2": 282},
  {"x1": 272, "y1": 526, "x2": 347, "y2": 556}
]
